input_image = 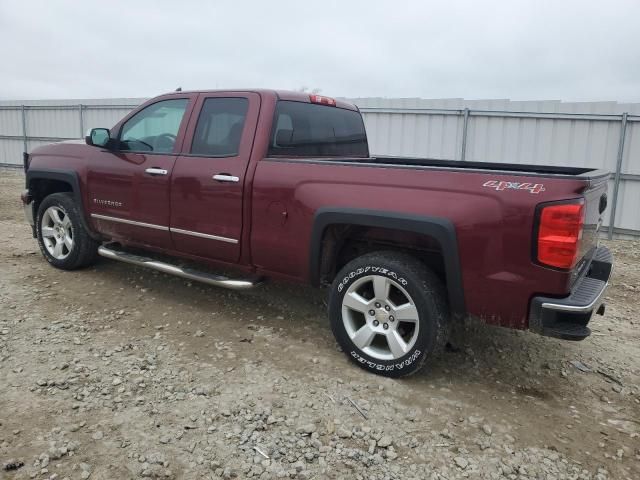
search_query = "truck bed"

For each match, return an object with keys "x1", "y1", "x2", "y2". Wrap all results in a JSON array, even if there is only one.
[{"x1": 354, "y1": 156, "x2": 609, "y2": 179}]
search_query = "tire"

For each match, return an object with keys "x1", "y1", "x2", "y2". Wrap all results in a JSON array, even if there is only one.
[
  {"x1": 329, "y1": 251, "x2": 450, "y2": 378},
  {"x1": 36, "y1": 192, "x2": 99, "y2": 270}
]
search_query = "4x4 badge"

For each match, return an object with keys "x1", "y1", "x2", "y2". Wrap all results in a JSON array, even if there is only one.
[{"x1": 482, "y1": 180, "x2": 545, "y2": 194}]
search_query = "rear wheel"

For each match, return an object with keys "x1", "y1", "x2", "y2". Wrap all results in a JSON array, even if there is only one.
[
  {"x1": 36, "y1": 193, "x2": 99, "y2": 270},
  {"x1": 329, "y1": 251, "x2": 450, "y2": 377}
]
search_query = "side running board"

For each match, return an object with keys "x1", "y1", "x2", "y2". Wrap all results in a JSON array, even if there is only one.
[{"x1": 98, "y1": 244, "x2": 261, "y2": 291}]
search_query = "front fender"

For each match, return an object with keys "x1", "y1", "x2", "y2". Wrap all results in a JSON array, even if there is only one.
[{"x1": 26, "y1": 168, "x2": 99, "y2": 240}]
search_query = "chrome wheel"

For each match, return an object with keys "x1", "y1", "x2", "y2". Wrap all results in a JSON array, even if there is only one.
[
  {"x1": 41, "y1": 206, "x2": 74, "y2": 260},
  {"x1": 341, "y1": 274, "x2": 420, "y2": 361}
]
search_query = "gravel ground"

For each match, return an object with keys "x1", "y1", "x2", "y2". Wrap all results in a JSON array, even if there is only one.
[{"x1": 0, "y1": 167, "x2": 638, "y2": 480}]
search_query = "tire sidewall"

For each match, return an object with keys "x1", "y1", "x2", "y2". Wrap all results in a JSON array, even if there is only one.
[
  {"x1": 329, "y1": 257, "x2": 440, "y2": 377},
  {"x1": 36, "y1": 194, "x2": 82, "y2": 269}
]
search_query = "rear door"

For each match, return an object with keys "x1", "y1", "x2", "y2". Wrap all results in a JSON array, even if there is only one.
[
  {"x1": 170, "y1": 93, "x2": 260, "y2": 262},
  {"x1": 87, "y1": 96, "x2": 196, "y2": 249}
]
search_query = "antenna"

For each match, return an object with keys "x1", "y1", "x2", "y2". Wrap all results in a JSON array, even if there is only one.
[{"x1": 175, "y1": 87, "x2": 182, "y2": 92}]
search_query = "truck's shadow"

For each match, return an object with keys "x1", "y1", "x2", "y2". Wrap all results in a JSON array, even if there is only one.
[{"x1": 90, "y1": 257, "x2": 583, "y2": 398}]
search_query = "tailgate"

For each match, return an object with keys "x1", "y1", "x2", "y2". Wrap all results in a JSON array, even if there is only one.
[{"x1": 573, "y1": 176, "x2": 609, "y2": 283}]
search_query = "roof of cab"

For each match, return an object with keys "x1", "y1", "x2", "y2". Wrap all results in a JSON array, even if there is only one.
[{"x1": 160, "y1": 89, "x2": 359, "y2": 111}]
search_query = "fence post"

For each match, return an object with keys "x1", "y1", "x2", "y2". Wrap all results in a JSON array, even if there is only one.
[
  {"x1": 460, "y1": 108, "x2": 470, "y2": 161},
  {"x1": 21, "y1": 105, "x2": 27, "y2": 154},
  {"x1": 608, "y1": 112, "x2": 628, "y2": 240},
  {"x1": 79, "y1": 104, "x2": 84, "y2": 139}
]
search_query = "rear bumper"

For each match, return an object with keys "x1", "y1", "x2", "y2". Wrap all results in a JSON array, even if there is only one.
[{"x1": 529, "y1": 246, "x2": 613, "y2": 340}]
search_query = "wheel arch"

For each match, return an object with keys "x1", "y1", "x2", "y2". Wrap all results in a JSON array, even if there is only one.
[
  {"x1": 310, "y1": 208, "x2": 466, "y2": 318},
  {"x1": 26, "y1": 168, "x2": 99, "y2": 240}
]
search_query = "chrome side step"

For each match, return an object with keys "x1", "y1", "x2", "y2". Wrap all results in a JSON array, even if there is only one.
[{"x1": 98, "y1": 245, "x2": 261, "y2": 290}]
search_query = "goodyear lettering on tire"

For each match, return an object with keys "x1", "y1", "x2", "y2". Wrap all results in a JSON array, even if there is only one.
[
  {"x1": 350, "y1": 350, "x2": 422, "y2": 371},
  {"x1": 338, "y1": 266, "x2": 408, "y2": 293}
]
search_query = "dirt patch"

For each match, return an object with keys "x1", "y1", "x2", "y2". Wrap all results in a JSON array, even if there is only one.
[{"x1": 1, "y1": 167, "x2": 638, "y2": 479}]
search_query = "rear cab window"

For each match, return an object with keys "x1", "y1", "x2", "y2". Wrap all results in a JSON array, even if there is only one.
[{"x1": 268, "y1": 101, "x2": 368, "y2": 157}]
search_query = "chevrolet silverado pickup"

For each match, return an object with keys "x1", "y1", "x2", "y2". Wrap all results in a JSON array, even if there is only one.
[{"x1": 20, "y1": 89, "x2": 613, "y2": 377}]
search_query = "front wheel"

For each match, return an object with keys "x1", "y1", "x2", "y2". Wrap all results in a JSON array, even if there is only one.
[
  {"x1": 329, "y1": 251, "x2": 450, "y2": 378},
  {"x1": 36, "y1": 192, "x2": 99, "y2": 270}
]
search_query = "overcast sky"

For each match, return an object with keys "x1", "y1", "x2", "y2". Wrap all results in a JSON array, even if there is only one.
[{"x1": 1, "y1": 0, "x2": 639, "y2": 102}]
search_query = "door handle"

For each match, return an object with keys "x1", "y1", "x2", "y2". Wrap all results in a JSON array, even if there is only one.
[
  {"x1": 213, "y1": 174, "x2": 240, "y2": 183},
  {"x1": 145, "y1": 168, "x2": 168, "y2": 176}
]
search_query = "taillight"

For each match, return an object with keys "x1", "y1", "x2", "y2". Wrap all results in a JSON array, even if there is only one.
[
  {"x1": 309, "y1": 94, "x2": 336, "y2": 106},
  {"x1": 536, "y1": 201, "x2": 585, "y2": 269}
]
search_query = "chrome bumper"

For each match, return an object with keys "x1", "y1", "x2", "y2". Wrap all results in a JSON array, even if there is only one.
[
  {"x1": 21, "y1": 189, "x2": 35, "y2": 236},
  {"x1": 24, "y1": 201, "x2": 34, "y2": 226},
  {"x1": 541, "y1": 277, "x2": 610, "y2": 314},
  {"x1": 529, "y1": 246, "x2": 613, "y2": 340}
]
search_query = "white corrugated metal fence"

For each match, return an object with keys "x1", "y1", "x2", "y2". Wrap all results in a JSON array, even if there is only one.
[{"x1": 1, "y1": 96, "x2": 638, "y2": 236}]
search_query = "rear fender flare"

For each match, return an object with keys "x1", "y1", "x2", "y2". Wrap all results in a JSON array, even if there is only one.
[{"x1": 310, "y1": 208, "x2": 466, "y2": 318}]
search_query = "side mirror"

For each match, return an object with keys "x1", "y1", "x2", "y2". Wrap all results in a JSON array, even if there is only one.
[{"x1": 85, "y1": 128, "x2": 111, "y2": 148}]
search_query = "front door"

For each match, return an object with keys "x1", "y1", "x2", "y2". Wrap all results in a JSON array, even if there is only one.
[
  {"x1": 170, "y1": 93, "x2": 260, "y2": 262},
  {"x1": 87, "y1": 96, "x2": 195, "y2": 249}
]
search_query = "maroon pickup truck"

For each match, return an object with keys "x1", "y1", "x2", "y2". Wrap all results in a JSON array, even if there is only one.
[{"x1": 21, "y1": 89, "x2": 613, "y2": 377}]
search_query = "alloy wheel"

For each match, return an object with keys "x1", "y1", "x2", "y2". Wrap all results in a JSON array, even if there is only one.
[
  {"x1": 41, "y1": 206, "x2": 74, "y2": 260},
  {"x1": 341, "y1": 274, "x2": 420, "y2": 360}
]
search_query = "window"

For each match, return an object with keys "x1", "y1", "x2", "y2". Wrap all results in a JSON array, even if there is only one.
[
  {"x1": 119, "y1": 99, "x2": 188, "y2": 153},
  {"x1": 190, "y1": 98, "x2": 249, "y2": 156},
  {"x1": 268, "y1": 101, "x2": 368, "y2": 157}
]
